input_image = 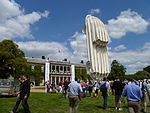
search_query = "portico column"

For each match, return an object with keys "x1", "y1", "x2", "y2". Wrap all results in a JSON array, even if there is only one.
[
  {"x1": 55, "y1": 76, "x2": 57, "y2": 85},
  {"x1": 59, "y1": 76, "x2": 60, "y2": 83},
  {"x1": 71, "y1": 65, "x2": 75, "y2": 81},
  {"x1": 51, "y1": 65, "x2": 52, "y2": 73},
  {"x1": 59, "y1": 65, "x2": 60, "y2": 73},
  {"x1": 50, "y1": 76, "x2": 52, "y2": 84}
]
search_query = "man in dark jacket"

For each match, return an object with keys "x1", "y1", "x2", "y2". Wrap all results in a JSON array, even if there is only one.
[
  {"x1": 21, "y1": 75, "x2": 31, "y2": 113},
  {"x1": 10, "y1": 75, "x2": 31, "y2": 113}
]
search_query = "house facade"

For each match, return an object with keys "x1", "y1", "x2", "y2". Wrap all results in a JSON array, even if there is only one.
[{"x1": 26, "y1": 57, "x2": 85, "y2": 85}]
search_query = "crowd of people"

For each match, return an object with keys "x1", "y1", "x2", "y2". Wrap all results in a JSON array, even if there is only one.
[
  {"x1": 10, "y1": 75, "x2": 150, "y2": 113},
  {"x1": 46, "y1": 77, "x2": 150, "y2": 113}
]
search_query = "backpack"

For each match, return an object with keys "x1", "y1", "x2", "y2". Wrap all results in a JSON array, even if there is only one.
[
  {"x1": 100, "y1": 82, "x2": 107, "y2": 92},
  {"x1": 141, "y1": 82, "x2": 148, "y2": 94}
]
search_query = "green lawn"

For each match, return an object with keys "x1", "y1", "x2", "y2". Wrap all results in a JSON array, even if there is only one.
[{"x1": 0, "y1": 93, "x2": 149, "y2": 113}]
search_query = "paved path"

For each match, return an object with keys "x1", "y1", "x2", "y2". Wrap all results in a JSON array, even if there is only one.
[{"x1": 31, "y1": 86, "x2": 45, "y2": 93}]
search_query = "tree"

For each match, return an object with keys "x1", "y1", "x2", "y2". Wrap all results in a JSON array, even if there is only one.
[
  {"x1": 0, "y1": 40, "x2": 28, "y2": 79},
  {"x1": 134, "y1": 70, "x2": 150, "y2": 80},
  {"x1": 143, "y1": 65, "x2": 150, "y2": 73},
  {"x1": 108, "y1": 60, "x2": 126, "y2": 80},
  {"x1": 75, "y1": 68, "x2": 91, "y2": 80},
  {"x1": 33, "y1": 64, "x2": 44, "y2": 86}
]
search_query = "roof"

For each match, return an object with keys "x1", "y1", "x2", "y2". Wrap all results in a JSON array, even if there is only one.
[{"x1": 26, "y1": 57, "x2": 86, "y2": 68}]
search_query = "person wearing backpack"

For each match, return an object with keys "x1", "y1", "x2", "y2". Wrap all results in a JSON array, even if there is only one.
[
  {"x1": 140, "y1": 79, "x2": 149, "y2": 113},
  {"x1": 147, "y1": 80, "x2": 150, "y2": 97},
  {"x1": 99, "y1": 77, "x2": 109, "y2": 109}
]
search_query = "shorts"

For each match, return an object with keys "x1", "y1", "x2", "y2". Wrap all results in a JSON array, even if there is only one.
[
  {"x1": 69, "y1": 96, "x2": 79, "y2": 107},
  {"x1": 128, "y1": 101, "x2": 140, "y2": 113},
  {"x1": 95, "y1": 89, "x2": 98, "y2": 94},
  {"x1": 141, "y1": 92, "x2": 149, "y2": 103},
  {"x1": 115, "y1": 95, "x2": 122, "y2": 103}
]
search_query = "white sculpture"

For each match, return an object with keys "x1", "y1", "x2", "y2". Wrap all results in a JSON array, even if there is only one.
[{"x1": 83, "y1": 15, "x2": 110, "y2": 80}]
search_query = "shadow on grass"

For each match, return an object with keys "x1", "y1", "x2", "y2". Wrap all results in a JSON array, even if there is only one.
[
  {"x1": 16, "y1": 109, "x2": 24, "y2": 113},
  {"x1": 97, "y1": 105, "x2": 104, "y2": 109},
  {"x1": 97, "y1": 105, "x2": 115, "y2": 109}
]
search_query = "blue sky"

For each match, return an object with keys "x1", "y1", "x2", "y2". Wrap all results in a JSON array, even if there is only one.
[{"x1": 0, "y1": 0, "x2": 150, "y2": 74}]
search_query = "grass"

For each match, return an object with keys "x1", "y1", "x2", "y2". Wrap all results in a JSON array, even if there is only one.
[{"x1": 0, "y1": 92, "x2": 149, "y2": 113}]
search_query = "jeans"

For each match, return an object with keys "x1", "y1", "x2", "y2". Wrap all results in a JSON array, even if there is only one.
[
  {"x1": 22, "y1": 98, "x2": 31, "y2": 113},
  {"x1": 12, "y1": 98, "x2": 21, "y2": 113},
  {"x1": 12, "y1": 97, "x2": 30, "y2": 113},
  {"x1": 102, "y1": 92, "x2": 108, "y2": 108}
]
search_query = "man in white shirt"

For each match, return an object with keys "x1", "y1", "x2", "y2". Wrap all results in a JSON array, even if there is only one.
[{"x1": 68, "y1": 77, "x2": 83, "y2": 113}]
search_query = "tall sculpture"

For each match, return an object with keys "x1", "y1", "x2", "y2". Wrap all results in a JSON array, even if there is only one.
[{"x1": 83, "y1": 15, "x2": 110, "y2": 80}]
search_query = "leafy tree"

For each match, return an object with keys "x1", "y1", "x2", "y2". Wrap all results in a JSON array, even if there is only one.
[
  {"x1": 119, "y1": 74, "x2": 134, "y2": 80},
  {"x1": 75, "y1": 68, "x2": 90, "y2": 80},
  {"x1": 108, "y1": 60, "x2": 126, "y2": 80},
  {"x1": 133, "y1": 70, "x2": 150, "y2": 80},
  {"x1": 143, "y1": 65, "x2": 150, "y2": 73},
  {"x1": 33, "y1": 65, "x2": 44, "y2": 86},
  {"x1": 0, "y1": 40, "x2": 27, "y2": 79},
  {"x1": 120, "y1": 70, "x2": 150, "y2": 80}
]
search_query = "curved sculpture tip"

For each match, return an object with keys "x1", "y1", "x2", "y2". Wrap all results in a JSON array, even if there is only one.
[{"x1": 82, "y1": 24, "x2": 86, "y2": 34}]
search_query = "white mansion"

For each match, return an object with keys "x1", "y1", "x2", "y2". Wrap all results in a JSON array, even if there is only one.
[{"x1": 26, "y1": 57, "x2": 86, "y2": 85}]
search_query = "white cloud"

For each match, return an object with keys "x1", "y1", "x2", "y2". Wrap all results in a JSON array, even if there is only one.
[
  {"x1": 0, "y1": 0, "x2": 49, "y2": 41},
  {"x1": 114, "y1": 44, "x2": 126, "y2": 51},
  {"x1": 17, "y1": 31, "x2": 150, "y2": 74},
  {"x1": 142, "y1": 42, "x2": 150, "y2": 49},
  {"x1": 17, "y1": 41, "x2": 71, "y2": 61},
  {"x1": 109, "y1": 42, "x2": 150, "y2": 74},
  {"x1": 0, "y1": 0, "x2": 21, "y2": 22},
  {"x1": 89, "y1": 8, "x2": 100, "y2": 15},
  {"x1": 69, "y1": 32, "x2": 88, "y2": 63},
  {"x1": 17, "y1": 32, "x2": 88, "y2": 63},
  {"x1": 107, "y1": 9, "x2": 149, "y2": 39}
]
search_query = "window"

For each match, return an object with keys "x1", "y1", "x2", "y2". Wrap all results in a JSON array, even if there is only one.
[
  {"x1": 31, "y1": 65, "x2": 35, "y2": 70},
  {"x1": 68, "y1": 67, "x2": 70, "y2": 71},
  {"x1": 41, "y1": 66, "x2": 44, "y2": 72},
  {"x1": 64, "y1": 66, "x2": 66, "y2": 73},
  {"x1": 60, "y1": 66, "x2": 63, "y2": 73},
  {"x1": 56, "y1": 66, "x2": 59, "y2": 73},
  {"x1": 52, "y1": 65, "x2": 55, "y2": 72}
]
